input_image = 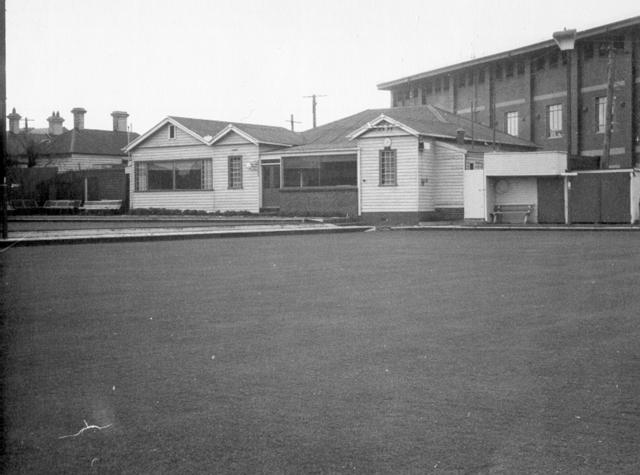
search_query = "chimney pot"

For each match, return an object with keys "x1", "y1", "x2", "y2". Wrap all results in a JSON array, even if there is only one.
[
  {"x1": 7, "y1": 107, "x2": 22, "y2": 134},
  {"x1": 48, "y1": 111, "x2": 65, "y2": 135},
  {"x1": 456, "y1": 128, "x2": 466, "y2": 145},
  {"x1": 111, "y1": 111, "x2": 129, "y2": 132},
  {"x1": 71, "y1": 107, "x2": 87, "y2": 130}
]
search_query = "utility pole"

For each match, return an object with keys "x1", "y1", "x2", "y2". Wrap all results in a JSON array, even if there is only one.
[
  {"x1": 303, "y1": 94, "x2": 326, "y2": 128},
  {"x1": 601, "y1": 42, "x2": 615, "y2": 169},
  {"x1": 1, "y1": 0, "x2": 8, "y2": 240},
  {"x1": 286, "y1": 114, "x2": 301, "y2": 132}
]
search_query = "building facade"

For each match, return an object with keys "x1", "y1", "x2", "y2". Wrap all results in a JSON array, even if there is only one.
[{"x1": 378, "y1": 16, "x2": 640, "y2": 170}]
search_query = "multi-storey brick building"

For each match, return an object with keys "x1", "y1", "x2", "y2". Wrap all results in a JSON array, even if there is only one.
[{"x1": 378, "y1": 16, "x2": 640, "y2": 170}]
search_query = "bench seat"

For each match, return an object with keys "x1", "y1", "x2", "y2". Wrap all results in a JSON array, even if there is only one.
[
  {"x1": 80, "y1": 200, "x2": 123, "y2": 213},
  {"x1": 43, "y1": 200, "x2": 82, "y2": 213},
  {"x1": 490, "y1": 204, "x2": 534, "y2": 224}
]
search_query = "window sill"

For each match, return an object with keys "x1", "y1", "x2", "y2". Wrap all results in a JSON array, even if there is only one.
[
  {"x1": 280, "y1": 186, "x2": 357, "y2": 192},
  {"x1": 134, "y1": 189, "x2": 214, "y2": 193},
  {"x1": 547, "y1": 135, "x2": 564, "y2": 140}
]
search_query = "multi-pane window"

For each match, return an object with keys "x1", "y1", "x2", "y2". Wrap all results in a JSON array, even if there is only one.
[
  {"x1": 546, "y1": 104, "x2": 563, "y2": 138},
  {"x1": 505, "y1": 111, "x2": 519, "y2": 137},
  {"x1": 135, "y1": 159, "x2": 212, "y2": 191},
  {"x1": 283, "y1": 155, "x2": 356, "y2": 188},
  {"x1": 596, "y1": 96, "x2": 608, "y2": 133},
  {"x1": 379, "y1": 149, "x2": 397, "y2": 186},
  {"x1": 228, "y1": 155, "x2": 243, "y2": 189}
]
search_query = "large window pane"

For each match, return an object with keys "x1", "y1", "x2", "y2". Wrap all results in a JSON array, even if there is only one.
[
  {"x1": 282, "y1": 155, "x2": 356, "y2": 187},
  {"x1": 175, "y1": 160, "x2": 203, "y2": 190},
  {"x1": 148, "y1": 162, "x2": 174, "y2": 190}
]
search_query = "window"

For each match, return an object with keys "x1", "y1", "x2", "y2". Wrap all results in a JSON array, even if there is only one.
[
  {"x1": 546, "y1": 104, "x2": 563, "y2": 138},
  {"x1": 379, "y1": 149, "x2": 397, "y2": 186},
  {"x1": 596, "y1": 96, "x2": 608, "y2": 133},
  {"x1": 135, "y1": 159, "x2": 212, "y2": 191},
  {"x1": 282, "y1": 155, "x2": 356, "y2": 188},
  {"x1": 505, "y1": 62, "x2": 514, "y2": 78},
  {"x1": 505, "y1": 111, "x2": 519, "y2": 136},
  {"x1": 434, "y1": 77, "x2": 441, "y2": 93},
  {"x1": 168, "y1": 124, "x2": 176, "y2": 139},
  {"x1": 228, "y1": 155, "x2": 243, "y2": 189},
  {"x1": 443, "y1": 76, "x2": 450, "y2": 91},
  {"x1": 494, "y1": 64, "x2": 503, "y2": 81},
  {"x1": 516, "y1": 61, "x2": 525, "y2": 76},
  {"x1": 477, "y1": 70, "x2": 485, "y2": 84},
  {"x1": 549, "y1": 51, "x2": 559, "y2": 68},
  {"x1": 583, "y1": 42, "x2": 594, "y2": 61},
  {"x1": 458, "y1": 74, "x2": 466, "y2": 88},
  {"x1": 598, "y1": 42, "x2": 609, "y2": 57},
  {"x1": 536, "y1": 57, "x2": 545, "y2": 71}
]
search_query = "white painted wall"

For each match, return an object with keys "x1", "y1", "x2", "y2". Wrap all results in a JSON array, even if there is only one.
[
  {"x1": 130, "y1": 128, "x2": 260, "y2": 212},
  {"x1": 485, "y1": 151, "x2": 567, "y2": 176},
  {"x1": 464, "y1": 169, "x2": 485, "y2": 219},
  {"x1": 433, "y1": 143, "x2": 465, "y2": 208},
  {"x1": 417, "y1": 140, "x2": 435, "y2": 212},
  {"x1": 358, "y1": 133, "x2": 419, "y2": 213},
  {"x1": 630, "y1": 172, "x2": 640, "y2": 223}
]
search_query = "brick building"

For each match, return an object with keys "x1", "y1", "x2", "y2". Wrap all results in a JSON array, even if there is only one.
[{"x1": 378, "y1": 16, "x2": 640, "y2": 170}]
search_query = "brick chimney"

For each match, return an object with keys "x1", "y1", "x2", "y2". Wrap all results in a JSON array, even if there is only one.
[
  {"x1": 47, "y1": 111, "x2": 65, "y2": 135},
  {"x1": 456, "y1": 128, "x2": 466, "y2": 145},
  {"x1": 7, "y1": 107, "x2": 21, "y2": 134},
  {"x1": 111, "y1": 111, "x2": 129, "y2": 132},
  {"x1": 71, "y1": 107, "x2": 87, "y2": 130}
]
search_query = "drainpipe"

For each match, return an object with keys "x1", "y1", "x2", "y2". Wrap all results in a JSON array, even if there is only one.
[{"x1": 357, "y1": 146, "x2": 362, "y2": 217}]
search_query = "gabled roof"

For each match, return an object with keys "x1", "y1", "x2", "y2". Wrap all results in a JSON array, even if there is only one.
[
  {"x1": 378, "y1": 15, "x2": 640, "y2": 90},
  {"x1": 125, "y1": 116, "x2": 304, "y2": 151},
  {"x1": 274, "y1": 105, "x2": 536, "y2": 155}
]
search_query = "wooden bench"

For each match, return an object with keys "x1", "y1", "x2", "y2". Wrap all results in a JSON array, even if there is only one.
[
  {"x1": 490, "y1": 204, "x2": 534, "y2": 224},
  {"x1": 10, "y1": 199, "x2": 40, "y2": 214},
  {"x1": 80, "y1": 200, "x2": 123, "y2": 214},
  {"x1": 43, "y1": 200, "x2": 82, "y2": 214}
]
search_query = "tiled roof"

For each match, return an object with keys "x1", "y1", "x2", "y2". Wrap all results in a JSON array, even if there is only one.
[
  {"x1": 8, "y1": 128, "x2": 139, "y2": 158},
  {"x1": 279, "y1": 105, "x2": 536, "y2": 154},
  {"x1": 169, "y1": 116, "x2": 304, "y2": 146},
  {"x1": 46, "y1": 129, "x2": 139, "y2": 156}
]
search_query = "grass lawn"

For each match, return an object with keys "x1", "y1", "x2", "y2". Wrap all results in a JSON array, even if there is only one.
[{"x1": 2, "y1": 231, "x2": 640, "y2": 474}]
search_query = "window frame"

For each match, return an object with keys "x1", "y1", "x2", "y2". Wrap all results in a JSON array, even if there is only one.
[
  {"x1": 168, "y1": 124, "x2": 176, "y2": 140},
  {"x1": 228, "y1": 155, "x2": 243, "y2": 190},
  {"x1": 505, "y1": 111, "x2": 519, "y2": 137},
  {"x1": 379, "y1": 148, "x2": 397, "y2": 187},
  {"x1": 546, "y1": 104, "x2": 563, "y2": 139},
  {"x1": 135, "y1": 159, "x2": 212, "y2": 192}
]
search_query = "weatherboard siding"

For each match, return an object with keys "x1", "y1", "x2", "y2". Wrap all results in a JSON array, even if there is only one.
[
  {"x1": 211, "y1": 142, "x2": 260, "y2": 212},
  {"x1": 130, "y1": 141, "x2": 260, "y2": 212},
  {"x1": 418, "y1": 142, "x2": 436, "y2": 211},
  {"x1": 139, "y1": 123, "x2": 202, "y2": 148},
  {"x1": 359, "y1": 134, "x2": 419, "y2": 212},
  {"x1": 215, "y1": 131, "x2": 252, "y2": 146},
  {"x1": 432, "y1": 143, "x2": 464, "y2": 208}
]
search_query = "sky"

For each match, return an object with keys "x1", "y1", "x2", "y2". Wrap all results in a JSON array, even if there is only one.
[{"x1": 6, "y1": 0, "x2": 640, "y2": 134}]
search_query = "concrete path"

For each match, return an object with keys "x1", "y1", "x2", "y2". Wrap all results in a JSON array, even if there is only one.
[{"x1": 1, "y1": 223, "x2": 372, "y2": 248}]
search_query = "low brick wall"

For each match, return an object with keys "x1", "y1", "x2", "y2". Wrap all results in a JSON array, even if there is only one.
[{"x1": 279, "y1": 187, "x2": 358, "y2": 217}]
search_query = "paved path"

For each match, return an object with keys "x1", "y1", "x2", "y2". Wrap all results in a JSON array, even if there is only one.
[{"x1": 1, "y1": 223, "x2": 372, "y2": 247}]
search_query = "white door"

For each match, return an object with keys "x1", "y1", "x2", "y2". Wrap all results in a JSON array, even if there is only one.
[{"x1": 464, "y1": 169, "x2": 485, "y2": 219}]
